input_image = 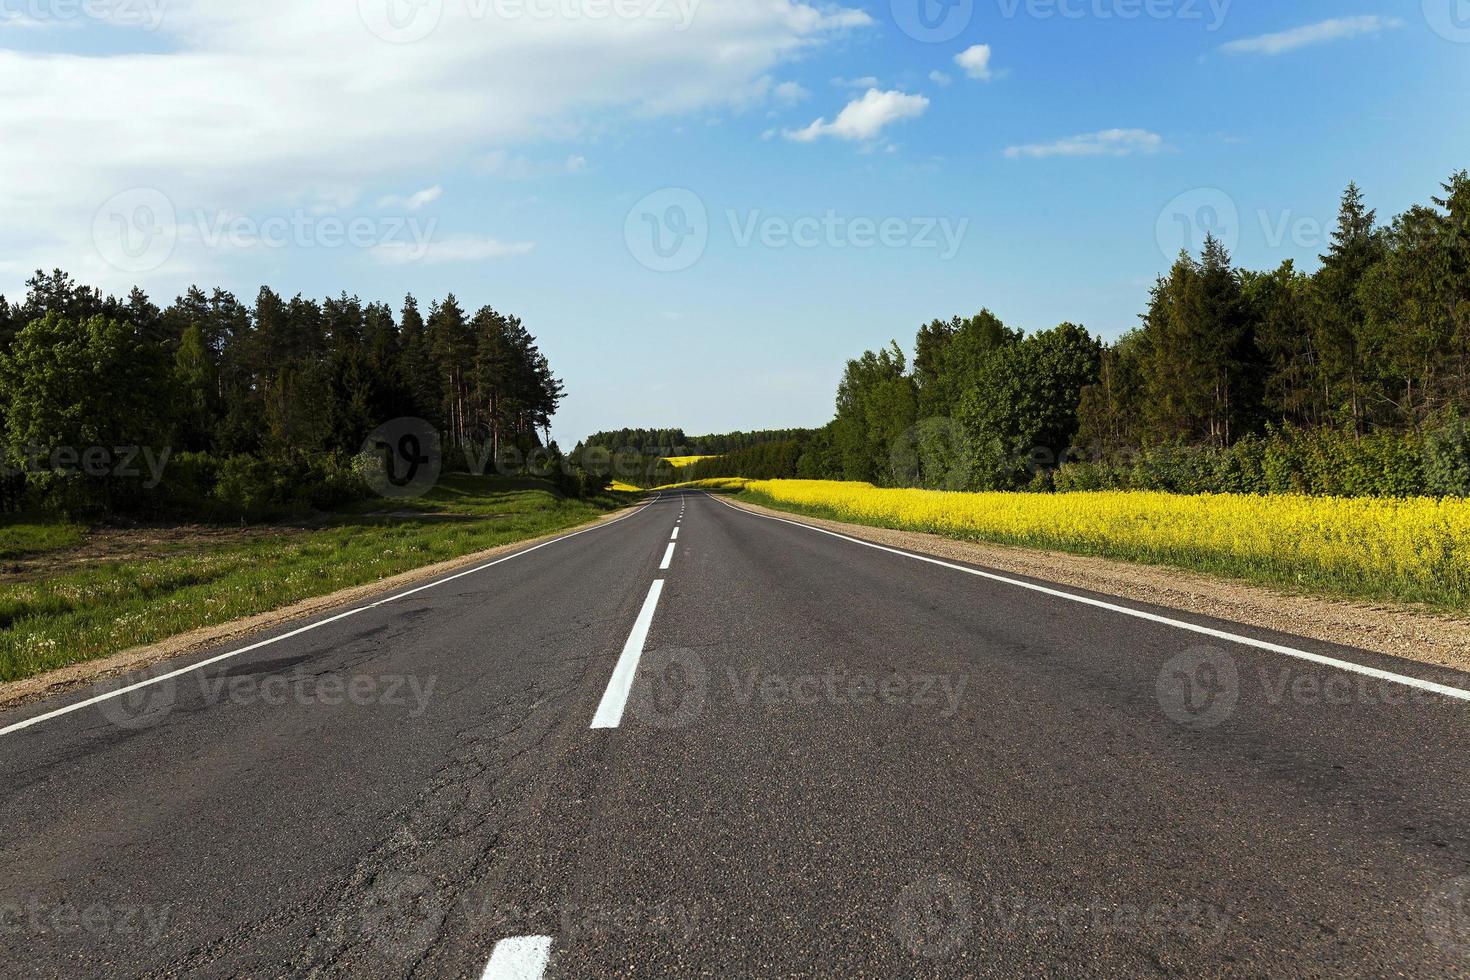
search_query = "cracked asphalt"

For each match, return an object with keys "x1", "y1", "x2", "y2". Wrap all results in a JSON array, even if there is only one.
[{"x1": 3, "y1": 490, "x2": 1470, "y2": 977}]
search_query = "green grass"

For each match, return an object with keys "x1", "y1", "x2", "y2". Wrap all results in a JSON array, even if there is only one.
[
  {"x1": 0, "y1": 520, "x2": 85, "y2": 560},
  {"x1": 0, "y1": 476, "x2": 640, "y2": 683}
]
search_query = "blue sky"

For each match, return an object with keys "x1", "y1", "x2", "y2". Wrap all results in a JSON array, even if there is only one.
[{"x1": 2, "y1": 0, "x2": 1468, "y2": 445}]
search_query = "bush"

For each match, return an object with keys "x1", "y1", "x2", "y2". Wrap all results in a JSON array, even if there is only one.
[
  {"x1": 1425, "y1": 411, "x2": 1470, "y2": 496},
  {"x1": 148, "y1": 452, "x2": 370, "y2": 521}
]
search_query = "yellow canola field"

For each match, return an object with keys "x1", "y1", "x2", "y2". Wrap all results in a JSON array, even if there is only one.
[{"x1": 674, "y1": 478, "x2": 1470, "y2": 607}]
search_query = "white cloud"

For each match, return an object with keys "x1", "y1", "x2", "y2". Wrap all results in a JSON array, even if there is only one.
[
  {"x1": 954, "y1": 44, "x2": 993, "y2": 81},
  {"x1": 373, "y1": 235, "x2": 535, "y2": 265},
  {"x1": 1220, "y1": 16, "x2": 1403, "y2": 56},
  {"x1": 376, "y1": 186, "x2": 442, "y2": 211},
  {"x1": 929, "y1": 70, "x2": 952, "y2": 87},
  {"x1": 478, "y1": 152, "x2": 590, "y2": 180},
  {"x1": 1005, "y1": 129, "x2": 1164, "y2": 159},
  {"x1": 0, "y1": 0, "x2": 873, "y2": 292},
  {"x1": 773, "y1": 81, "x2": 810, "y2": 105},
  {"x1": 786, "y1": 89, "x2": 929, "y2": 143},
  {"x1": 831, "y1": 75, "x2": 881, "y2": 88}
]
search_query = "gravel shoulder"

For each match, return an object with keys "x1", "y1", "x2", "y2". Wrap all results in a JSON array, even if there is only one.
[{"x1": 723, "y1": 494, "x2": 1470, "y2": 675}]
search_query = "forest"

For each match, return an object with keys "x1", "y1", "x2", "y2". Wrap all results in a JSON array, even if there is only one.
[
  {"x1": 686, "y1": 173, "x2": 1470, "y2": 498},
  {"x1": 0, "y1": 270, "x2": 568, "y2": 517},
  {"x1": 575, "y1": 428, "x2": 819, "y2": 457}
]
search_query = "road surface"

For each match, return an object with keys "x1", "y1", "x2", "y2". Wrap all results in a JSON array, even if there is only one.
[{"x1": 3, "y1": 490, "x2": 1470, "y2": 977}]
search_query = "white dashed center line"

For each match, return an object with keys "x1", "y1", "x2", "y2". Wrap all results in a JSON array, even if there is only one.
[
  {"x1": 660, "y1": 543, "x2": 676, "y2": 569},
  {"x1": 591, "y1": 579, "x2": 665, "y2": 728},
  {"x1": 482, "y1": 936, "x2": 553, "y2": 980},
  {"x1": 671, "y1": 527, "x2": 680, "y2": 540}
]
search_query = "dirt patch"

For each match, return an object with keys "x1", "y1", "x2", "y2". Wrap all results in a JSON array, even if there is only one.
[
  {"x1": 0, "y1": 505, "x2": 641, "y2": 711},
  {"x1": 0, "y1": 524, "x2": 308, "y2": 582},
  {"x1": 723, "y1": 496, "x2": 1470, "y2": 674}
]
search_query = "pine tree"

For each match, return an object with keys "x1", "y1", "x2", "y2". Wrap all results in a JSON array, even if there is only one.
[{"x1": 1312, "y1": 182, "x2": 1385, "y2": 433}]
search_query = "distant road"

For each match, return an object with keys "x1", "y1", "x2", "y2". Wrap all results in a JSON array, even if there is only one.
[{"x1": 3, "y1": 490, "x2": 1469, "y2": 977}]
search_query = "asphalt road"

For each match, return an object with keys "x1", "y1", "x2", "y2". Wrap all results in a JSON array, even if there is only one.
[{"x1": 4, "y1": 489, "x2": 1470, "y2": 978}]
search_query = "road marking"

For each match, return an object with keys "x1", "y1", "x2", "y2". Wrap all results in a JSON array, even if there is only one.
[
  {"x1": 709, "y1": 494, "x2": 1470, "y2": 704},
  {"x1": 0, "y1": 497, "x2": 663, "y2": 739},
  {"x1": 591, "y1": 579, "x2": 665, "y2": 728},
  {"x1": 660, "y1": 543, "x2": 676, "y2": 569},
  {"x1": 482, "y1": 936, "x2": 553, "y2": 979},
  {"x1": 671, "y1": 527, "x2": 680, "y2": 540}
]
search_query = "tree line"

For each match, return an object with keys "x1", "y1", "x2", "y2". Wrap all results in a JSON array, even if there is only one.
[
  {"x1": 0, "y1": 270, "x2": 567, "y2": 516},
  {"x1": 571, "y1": 427, "x2": 820, "y2": 487},
  {"x1": 576, "y1": 427, "x2": 819, "y2": 457},
  {"x1": 691, "y1": 172, "x2": 1470, "y2": 497}
]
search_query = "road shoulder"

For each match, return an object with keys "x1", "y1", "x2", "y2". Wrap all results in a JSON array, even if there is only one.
[{"x1": 719, "y1": 494, "x2": 1470, "y2": 675}]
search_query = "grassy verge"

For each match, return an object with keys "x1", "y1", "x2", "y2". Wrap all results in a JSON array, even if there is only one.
[
  {"x1": 0, "y1": 520, "x2": 85, "y2": 560},
  {"x1": 0, "y1": 475, "x2": 640, "y2": 683},
  {"x1": 670, "y1": 478, "x2": 1470, "y2": 613}
]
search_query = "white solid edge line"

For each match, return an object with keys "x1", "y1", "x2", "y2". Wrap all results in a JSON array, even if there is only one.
[
  {"x1": 482, "y1": 935, "x2": 553, "y2": 980},
  {"x1": 707, "y1": 493, "x2": 1470, "y2": 703},
  {"x1": 0, "y1": 495, "x2": 663, "y2": 739},
  {"x1": 590, "y1": 579, "x2": 665, "y2": 729},
  {"x1": 660, "y1": 543, "x2": 676, "y2": 570}
]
